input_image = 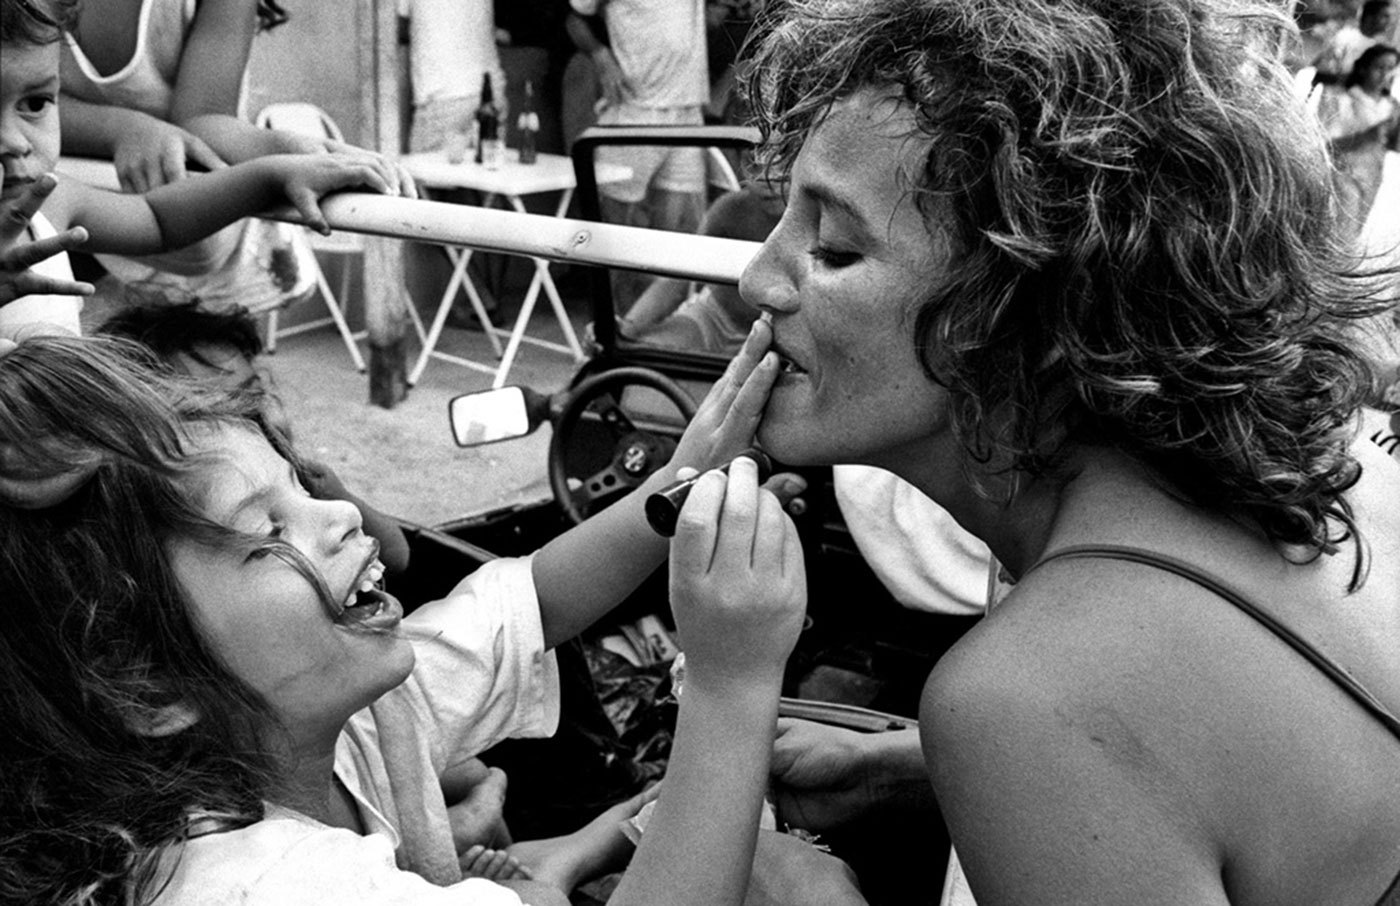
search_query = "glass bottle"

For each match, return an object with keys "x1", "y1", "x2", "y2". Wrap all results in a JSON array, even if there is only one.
[
  {"x1": 516, "y1": 79, "x2": 540, "y2": 165},
  {"x1": 475, "y1": 73, "x2": 503, "y2": 170}
]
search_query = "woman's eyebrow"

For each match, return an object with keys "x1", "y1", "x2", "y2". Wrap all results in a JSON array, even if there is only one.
[{"x1": 801, "y1": 182, "x2": 875, "y2": 238}]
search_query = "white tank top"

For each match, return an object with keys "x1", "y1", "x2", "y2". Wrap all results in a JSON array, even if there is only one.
[{"x1": 59, "y1": 0, "x2": 198, "y2": 120}]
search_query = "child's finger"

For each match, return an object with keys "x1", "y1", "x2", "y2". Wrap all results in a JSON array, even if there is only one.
[
  {"x1": 349, "y1": 164, "x2": 393, "y2": 197},
  {"x1": 0, "y1": 174, "x2": 57, "y2": 245},
  {"x1": 159, "y1": 140, "x2": 188, "y2": 186},
  {"x1": 715, "y1": 454, "x2": 760, "y2": 564},
  {"x1": 719, "y1": 350, "x2": 778, "y2": 439},
  {"x1": 396, "y1": 164, "x2": 420, "y2": 199},
  {"x1": 183, "y1": 135, "x2": 227, "y2": 172},
  {"x1": 751, "y1": 488, "x2": 792, "y2": 570},
  {"x1": 287, "y1": 188, "x2": 331, "y2": 235},
  {"x1": 1, "y1": 273, "x2": 95, "y2": 305},
  {"x1": 3, "y1": 228, "x2": 89, "y2": 270},
  {"x1": 670, "y1": 469, "x2": 727, "y2": 575},
  {"x1": 709, "y1": 317, "x2": 773, "y2": 409}
]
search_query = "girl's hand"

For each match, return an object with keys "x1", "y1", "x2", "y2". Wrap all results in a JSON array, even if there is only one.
[
  {"x1": 669, "y1": 455, "x2": 806, "y2": 690},
  {"x1": 669, "y1": 318, "x2": 780, "y2": 473},
  {"x1": 0, "y1": 175, "x2": 95, "y2": 307},
  {"x1": 114, "y1": 116, "x2": 227, "y2": 192},
  {"x1": 267, "y1": 152, "x2": 397, "y2": 235}
]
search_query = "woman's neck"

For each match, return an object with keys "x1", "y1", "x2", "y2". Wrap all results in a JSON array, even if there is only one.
[{"x1": 888, "y1": 445, "x2": 1176, "y2": 581}]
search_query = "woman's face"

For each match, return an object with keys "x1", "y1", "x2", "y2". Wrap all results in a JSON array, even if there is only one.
[
  {"x1": 168, "y1": 423, "x2": 413, "y2": 736},
  {"x1": 740, "y1": 88, "x2": 956, "y2": 470}
]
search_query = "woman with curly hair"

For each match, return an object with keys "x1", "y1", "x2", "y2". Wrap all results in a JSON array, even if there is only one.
[{"x1": 739, "y1": 0, "x2": 1400, "y2": 903}]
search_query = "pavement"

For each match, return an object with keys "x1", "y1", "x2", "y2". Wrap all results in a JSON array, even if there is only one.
[{"x1": 263, "y1": 260, "x2": 593, "y2": 527}]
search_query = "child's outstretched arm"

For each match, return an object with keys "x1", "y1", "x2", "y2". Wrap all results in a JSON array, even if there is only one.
[
  {"x1": 41, "y1": 152, "x2": 401, "y2": 256},
  {"x1": 0, "y1": 175, "x2": 94, "y2": 307},
  {"x1": 529, "y1": 319, "x2": 799, "y2": 649}
]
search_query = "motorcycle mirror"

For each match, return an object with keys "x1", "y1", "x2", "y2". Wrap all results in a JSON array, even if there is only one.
[{"x1": 448, "y1": 386, "x2": 552, "y2": 447}]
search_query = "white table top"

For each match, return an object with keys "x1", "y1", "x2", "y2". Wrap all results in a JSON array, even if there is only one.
[{"x1": 400, "y1": 149, "x2": 631, "y2": 196}]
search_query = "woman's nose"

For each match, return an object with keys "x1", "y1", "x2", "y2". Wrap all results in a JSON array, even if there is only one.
[{"x1": 739, "y1": 235, "x2": 799, "y2": 315}]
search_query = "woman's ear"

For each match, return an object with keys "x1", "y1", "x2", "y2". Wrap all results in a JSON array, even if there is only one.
[{"x1": 124, "y1": 701, "x2": 200, "y2": 737}]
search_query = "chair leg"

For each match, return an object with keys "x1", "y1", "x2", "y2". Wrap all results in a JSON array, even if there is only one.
[
  {"x1": 266, "y1": 308, "x2": 280, "y2": 354},
  {"x1": 318, "y1": 267, "x2": 367, "y2": 373}
]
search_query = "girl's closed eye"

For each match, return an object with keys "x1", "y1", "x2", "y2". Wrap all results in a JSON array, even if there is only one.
[{"x1": 245, "y1": 520, "x2": 286, "y2": 561}]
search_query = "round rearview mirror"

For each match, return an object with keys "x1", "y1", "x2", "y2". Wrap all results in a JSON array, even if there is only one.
[{"x1": 449, "y1": 387, "x2": 544, "y2": 446}]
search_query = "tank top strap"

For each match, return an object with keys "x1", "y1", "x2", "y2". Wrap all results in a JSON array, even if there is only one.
[{"x1": 1026, "y1": 544, "x2": 1400, "y2": 743}]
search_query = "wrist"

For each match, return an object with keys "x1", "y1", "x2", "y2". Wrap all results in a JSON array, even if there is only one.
[
  {"x1": 681, "y1": 661, "x2": 786, "y2": 703},
  {"x1": 863, "y1": 728, "x2": 935, "y2": 811}
]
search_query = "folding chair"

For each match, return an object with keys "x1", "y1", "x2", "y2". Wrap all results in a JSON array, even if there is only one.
[{"x1": 253, "y1": 102, "x2": 425, "y2": 370}]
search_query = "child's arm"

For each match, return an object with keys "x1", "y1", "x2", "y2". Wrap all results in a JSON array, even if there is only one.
[
  {"x1": 43, "y1": 153, "x2": 397, "y2": 256},
  {"x1": 607, "y1": 457, "x2": 811, "y2": 906},
  {"x1": 529, "y1": 320, "x2": 791, "y2": 649},
  {"x1": 620, "y1": 275, "x2": 691, "y2": 331},
  {"x1": 59, "y1": 98, "x2": 229, "y2": 193},
  {"x1": 1, "y1": 176, "x2": 95, "y2": 306}
]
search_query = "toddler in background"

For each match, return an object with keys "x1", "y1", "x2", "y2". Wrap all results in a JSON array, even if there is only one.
[{"x1": 0, "y1": 0, "x2": 403, "y2": 340}]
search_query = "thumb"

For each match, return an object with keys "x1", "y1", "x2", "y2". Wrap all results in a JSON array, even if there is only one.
[{"x1": 762, "y1": 471, "x2": 807, "y2": 508}]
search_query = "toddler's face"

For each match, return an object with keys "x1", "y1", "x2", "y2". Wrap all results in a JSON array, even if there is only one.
[{"x1": 0, "y1": 41, "x2": 61, "y2": 205}]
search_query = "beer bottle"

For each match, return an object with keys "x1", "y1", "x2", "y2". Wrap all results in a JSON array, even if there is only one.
[
  {"x1": 517, "y1": 79, "x2": 540, "y2": 165},
  {"x1": 475, "y1": 73, "x2": 503, "y2": 169}
]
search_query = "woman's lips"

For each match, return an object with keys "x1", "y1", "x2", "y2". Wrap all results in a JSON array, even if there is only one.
[{"x1": 769, "y1": 339, "x2": 807, "y2": 375}]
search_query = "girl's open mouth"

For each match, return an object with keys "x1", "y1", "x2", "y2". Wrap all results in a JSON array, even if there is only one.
[{"x1": 338, "y1": 559, "x2": 403, "y2": 631}]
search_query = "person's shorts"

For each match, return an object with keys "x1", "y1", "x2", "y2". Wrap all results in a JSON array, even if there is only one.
[{"x1": 595, "y1": 102, "x2": 707, "y2": 204}]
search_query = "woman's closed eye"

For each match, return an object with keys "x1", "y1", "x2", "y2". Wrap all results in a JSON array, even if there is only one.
[{"x1": 811, "y1": 244, "x2": 861, "y2": 268}]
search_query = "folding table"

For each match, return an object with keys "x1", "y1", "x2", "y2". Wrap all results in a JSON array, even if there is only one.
[{"x1": 399, "y1": 149, "x2": 632, "y2": 387}]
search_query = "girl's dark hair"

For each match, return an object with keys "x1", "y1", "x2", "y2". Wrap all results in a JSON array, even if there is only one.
[
  {"x1": 744, "y1": 0, "x2": 1389, "y2": 582},
  {"x1": 1345, "y1": 41, "x2": 1400, "y2": 87},
  {"x1": 0, "y1": 337, "x2": 330, "y2": 905},
  {"x1": 0, "y1": 0, "x2": 77, "y2": 44}
]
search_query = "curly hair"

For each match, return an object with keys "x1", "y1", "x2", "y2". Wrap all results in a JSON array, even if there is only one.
[
  {"x1": 743, "y1": 0, "x2": 1390, "y2": 576},
  {"x1": 0, "y1": 337, "x2": 348, "y2": 906}
]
